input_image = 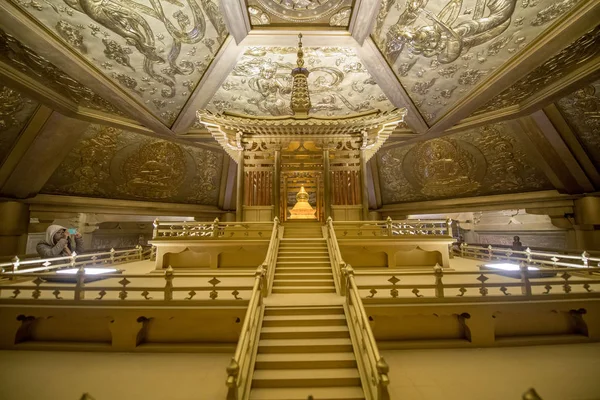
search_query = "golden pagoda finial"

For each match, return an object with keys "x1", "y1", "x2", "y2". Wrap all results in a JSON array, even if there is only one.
[{"x1": 290, "y1": 33, "x2": 311, "y2": 118}]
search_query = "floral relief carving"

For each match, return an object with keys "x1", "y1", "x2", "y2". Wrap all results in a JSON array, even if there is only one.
[
  {"x1": 14, "y1": 0, "x2": 229, "y2": 125},
  {"x1": 207, "y1": 46, "x2": 394, "y2": 117},
  {"x1": 42, "y1": 124, "x2": 222, "y2": 205},
  {"x1": 247, "y1": 0, "x2": 353, "y2": 26},
  {"x1": 372, "y1": 0, "x2": 582, "y2": 123},
  {"x1": 0, "y1": 86, "x2": 39, "y2": 163},
  {"x1": 0, "y1": 28, "x2": 126, "y2": 117},
  {"x1": 556, "y1": 80, "x2": 600, "y2": 166},
  {"x1": 378, "y1": 122, "x2": 551, "y2": 204}
]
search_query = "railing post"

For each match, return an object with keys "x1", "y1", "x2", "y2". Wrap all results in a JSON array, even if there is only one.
[
  {"x1": 445, "y1": 218, "x2": 452, "y2": 236},
  {"x1": 487, "y1": 245, "x2": 493, "y2": 261},
  {"x1": 151, "y1": 246, "x2": 157, "y2": 261},
  {"x1": 582, "y1": 251, "x2": 589, "y2": 270},
  {"x1": 109, "y1": 248, "x2": 115, "y2": 264},
  {"x1": 386, "y1": 216, "x2": 392, "y2": 236},
  {"x1": 376, "y1": 357, "x2": 391, "y2": 400},
  {"x1": 258, "y1": 264, "x2": 267, "y2": 299},
  {"x1": 11, "y1": 256, "x2": 20, "y2": 273},
  {"x1": 526, "y1": 247, "x2": 532, "y2": 264},
  {"x1": 460, "y1": 242, "x2": 465, "y2": 257},
  {"x1": 339, "y1": 262, "x2": 347, "y2": 296},
  {"x1": 433, "y1": 264, "x2": 444, "y2": 298},
  {"x1": 520, "y1": 262, "x2": 532, "y2": 296},
  {"x1": 212, "y1": 217, "x2": 220, "y2": 238},
  {"x1": 153, "y1": 218, "x2": 159, "y2": 239},
  {"x1": 74, "y1": 265, "x2": 85, "y2": 300},
  {"x1": 136, "y1": 245, "x2": 142, "y2": 260},
  {"x1": 164, "y1": 266, "x2": 174, "y2": 301},
  {"x1": 226, "y1": 359, "x2": 239, "y2": 400}
]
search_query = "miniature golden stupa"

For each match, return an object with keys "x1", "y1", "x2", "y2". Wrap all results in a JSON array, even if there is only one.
[{"x1": 289, "y1": 186, "x2": 316, "y2": 220}]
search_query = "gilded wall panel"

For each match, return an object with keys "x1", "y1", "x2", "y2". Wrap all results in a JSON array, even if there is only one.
[
  {"x1": 246, "y1": 0, "x2": 353, "y2": 27},
  {"x1": 11, "y1": 0, "x2": 228, "y2": 125},
  {"x1": 207, "y1": 46, "x2": 394, "y2": 117},
  {"x1": 556, "y1": 79, "x2": 600, "y2": 166},
  {"x1": 372, "y1": 0, "x2": 582, "y2": 123},
  {"x1": 0, "y1": 28, "x2": 124, "y2": 117},
  {"x1": 378, "y1": 122, "x2": 552, "y2": 204},
  {"x1": 42, "y1": 124, "x2": 223, "y2": 205},
  {"x1": 476, "y1": 24, "x2": 600, "y2": 115},
  {"x1": 0, "y1": 85, "x2": 39, "y2": 163}
]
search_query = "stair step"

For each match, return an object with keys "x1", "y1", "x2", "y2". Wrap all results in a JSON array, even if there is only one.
[
  {"x1": 272, "y1": 286, "x2": 336, "y2": 294},
  {"x1": 261, "y1": 326, "x2": 349, "y2": 339},
  {"x1": 250, "y1": 386, "x2": 364, "y2": 400},
  {"x1": 278, "y1": 251, "x2": 329, "y2": 255},
  {"x1": 252, "y1": 368, "x2": 361, "y2": 388},
  {"x1": 276, "y1": 262, "x2": 331, "y2": 267},
  {"x1": 277, "y1": 256, "x2": 330, "y2": 260},
  {"x1": 255, "y1": 352, "x2": 357, "y2": 369},
  {"x1": 264, "y1": 306, "x2": 343, "y2": 316},
  {"x1": 262, "y1": 314, "x2": 346, "y2": 327},
  {"x1": 258, "y1": 338, "x2": 353, "y2": 354},
  {"x1": 274, "y1": 274, "x2": 332, "y2": 280},
  {"x1": 274, "y1": 279, "x2": 334, "y2": 287},
  {"x1": 276, "y1": 267, "x2": 331, "y2": 273}
]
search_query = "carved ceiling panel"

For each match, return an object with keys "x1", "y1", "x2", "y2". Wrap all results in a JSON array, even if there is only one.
[
  {"x1": 0, "y1": 85, "x2": 39, "y2": 163},
  {"x1": 43, "y1": 124, "x2": 223, "y2": 205},
  {"x1": 207, "y1": 46, "x2": 395, "y2": 117},
  {"x1": 0, "y1": 28, "x2": 125, "y2": 117},
  {"x1": 556, "y1": 79, "x2": 600, "y2": 166},
  {"x1": 12, "y1": 0, "x2": 228, "y2": 126},
  {"x1": 476, "y1": 24, "x2": 600, "y2": 115},
  {"x1": 378, "y1": 121, "x2": 552, "y2": 204},
  {"x1": 246, "y1": 0, "x2": 353, "y2": 27},
  {"x1": 372, "y1": 0, "x2": 582, "y2": 123}
]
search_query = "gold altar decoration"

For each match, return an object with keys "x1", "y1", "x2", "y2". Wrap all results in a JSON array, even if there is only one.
[{"x1": 289, "y1": 186, "x2": 316, "y2": 220}]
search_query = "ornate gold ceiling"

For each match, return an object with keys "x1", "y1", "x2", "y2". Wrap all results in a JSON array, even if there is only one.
[
  {"x1": 372, "y1": 0, "x2": 583, "y2": 123},
  {"x1": 11, "y1": 0, "x2": 228, "y2": 126},
  {"x1": 0, "y1": 85, "x2": 39, "y2": 163},
  {"x1": 378, "y1": 121, "x2": 552, "y2": 204},
  {"x1": 207, "y1": 46, "x2": 394, "y2": 117},
  {"x1": 556, "y1": 78, "x2": 600, "y2": 166},
  {"x1": 246, "y1": 0, "x2": 353, "y2": 27},
  {"x1": 42, "y1": 124, "x2": 224, "y2": 205}
]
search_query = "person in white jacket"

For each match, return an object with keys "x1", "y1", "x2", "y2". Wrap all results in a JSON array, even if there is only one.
[{"x1": 36, "y1": 225, "x2": 84, "y2": 258}]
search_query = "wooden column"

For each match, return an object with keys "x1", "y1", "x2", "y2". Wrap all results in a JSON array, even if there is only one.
[
  {"x1": 360, "y1": 150, "x2": 369, "y2": 220},
  {"x1": 273, "y1": 149, "x2": 280, "y2": 220},
  {"x1": 282, "y1": 175, "x2": 288, "y2": 221},
  {"x1": 236, "y1": 152, "x2": 244, "y2": 222},
  {"x1": 323, "y1": 149, "x2": 332, "y2": 219}
]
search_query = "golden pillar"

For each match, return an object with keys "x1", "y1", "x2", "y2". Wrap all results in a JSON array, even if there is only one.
[
  {"x1": 236, "y1": 152, "x2": 244, "y2": 222},
  {"x1": 273, "y1": 149, "x2": 281, "y2": 221},
  {"x1": 323, "y1": 149, "x2": 331, "y2": 219},
  {"x1": 360, "y1": 149, "x2": 369, "y2": 221}
]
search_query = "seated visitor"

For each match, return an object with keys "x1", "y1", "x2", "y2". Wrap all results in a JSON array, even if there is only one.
[
  {"x1": 36, "y1": 225, "x2": 84, "y2": 258},
  {"x1": 511, "y1": 235, "x2": 524, "y2": 251}
]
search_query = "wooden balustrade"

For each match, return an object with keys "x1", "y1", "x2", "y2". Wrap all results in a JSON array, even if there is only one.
[
  {"x1": 354, "y1": 265, "x2": 600, "y2": 301},
  {"x1": 326, "y1": 217, "x2": 390, "y2": 400},
  {"x1": 456, "y1": 243, "x2": 600, "y2": 270},
  {"x1": 332, "y1": 217, "x2": 452, "y2": 237},
  {"x1": 152, "y1": 218, "x2": 274, "y2": 239}
]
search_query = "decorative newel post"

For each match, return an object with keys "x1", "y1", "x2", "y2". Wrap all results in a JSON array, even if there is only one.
[
  {"x1": 582, "y1": 251, "x2": 589, "y2": 270},
  {"x1": 226, "y1": 359, "x2": 240, "y2": 400},
  {"x1": 519, "y1": 262, "x2": 532, "y2": 296},
  {"x1": 487, "y1": 245, "x2": 493, "y2": 261},
  {"x1": 257, "y1": 264, "x2": 267, "y2": 298},
  {"x1": 386, "y1": 216, "x2": 392, "y2": 236},
  {"x1": 12, "y1": 256, "x2": 20, "y2": 273},
  {"x1": 433, "y1": 263, "x2": 444, "y2": 298},
  {"x1": 526, "y1": 247, "x2": 532, "y2": 264},
  {"x1": 445, "y1": 218, "x2": 452, "y2": 236},
  {"x1": 212, "y1": 217, "x2": 220, "y2": 238},
  {"x1": 109, "y1": 248, "x2": 115, "y2": 264},
  {"x1": 460, "y1": 242, "x2": 465, "y2": 257},
  {"x1": 152, "y1": 218, "x2": 159, "y2": 239},
  {"x1": 136, "y1": 245, "x2": 142, "y2": 260},
  {"x1": 343, "y1": 264, "x2": 354, "y2": 301},
  {"x1": 164, "y1": 265, "x2": 174, "y2": 301},
  {"x1": 74, "y1": 265, "x2": 85, "y2": 300},
  {"x1": 376, "y1": 357, "x2": 391, "y2": 400}
]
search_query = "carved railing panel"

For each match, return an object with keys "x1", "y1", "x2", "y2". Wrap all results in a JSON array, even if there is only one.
[
  {"x1": 152, "y1": 218, "x2": 273, "y2": 239},
  {"x1": 333, "y1": 217, "x2": 453, "y2": 238}
]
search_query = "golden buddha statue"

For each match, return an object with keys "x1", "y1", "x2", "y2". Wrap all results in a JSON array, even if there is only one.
[{"x1": 289, "y1": 186, "x2": 316, "y2": 220}]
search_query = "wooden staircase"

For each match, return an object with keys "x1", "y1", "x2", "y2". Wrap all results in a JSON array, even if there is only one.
[{"x1": 249, "y1": 222, "x2": 366, "y2": 400}]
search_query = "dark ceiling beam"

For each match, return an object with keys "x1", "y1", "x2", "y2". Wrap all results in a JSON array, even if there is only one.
[
  {"x1": 537, "y1": 106, "x2": 600, "y2": 190},
  {"x1": 0, "y1": 109, "x2": 90, "y2": 199},
  {"x1": 171, "y1": 37, "x2": 241, "y2": 135},
  {"x1": 220, "y1": 0, "x2": 251, "y2": 44},
  {"x1": 426, "y1": 0, "x2": 600, "y2": 135},
  {"x1": 508, "y1": 116, "x2": 593, "y2": 194},
  {"x1": 348, "y1": 0, "x2": 381, "y2": 45},
  {"x1": 0, "y1": 2, "x2": 173, "y2": 137},
  {"x1": 357, "y1": 38, "x2": 429, "y2": 134}
]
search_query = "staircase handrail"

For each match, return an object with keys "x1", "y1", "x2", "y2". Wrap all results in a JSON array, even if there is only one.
[
  {"x1": 344, "y1": 264, "x2": 390, "y2": 400},
  {"x1": 264, "y1": 217, "x2": 282, "y2": 296},
  {"x1": 325, "y1": 217, "x2": 345, "y2": 296},
  {"x1": 226, "y1": 265, "x2": 266, "y2": 400}
]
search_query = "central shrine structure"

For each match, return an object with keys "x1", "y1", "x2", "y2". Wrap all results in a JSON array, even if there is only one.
[{"x1": 289, "y1": 185, "x2": 316, "y2": 220}]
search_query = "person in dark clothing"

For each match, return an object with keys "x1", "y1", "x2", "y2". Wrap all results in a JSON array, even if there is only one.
[
  {"x1": 36, "y1": 225, "x2": 84, "y2": 258},
  {"x1": 511, "y1": 235, "x2": 524, "y2": 251}
]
